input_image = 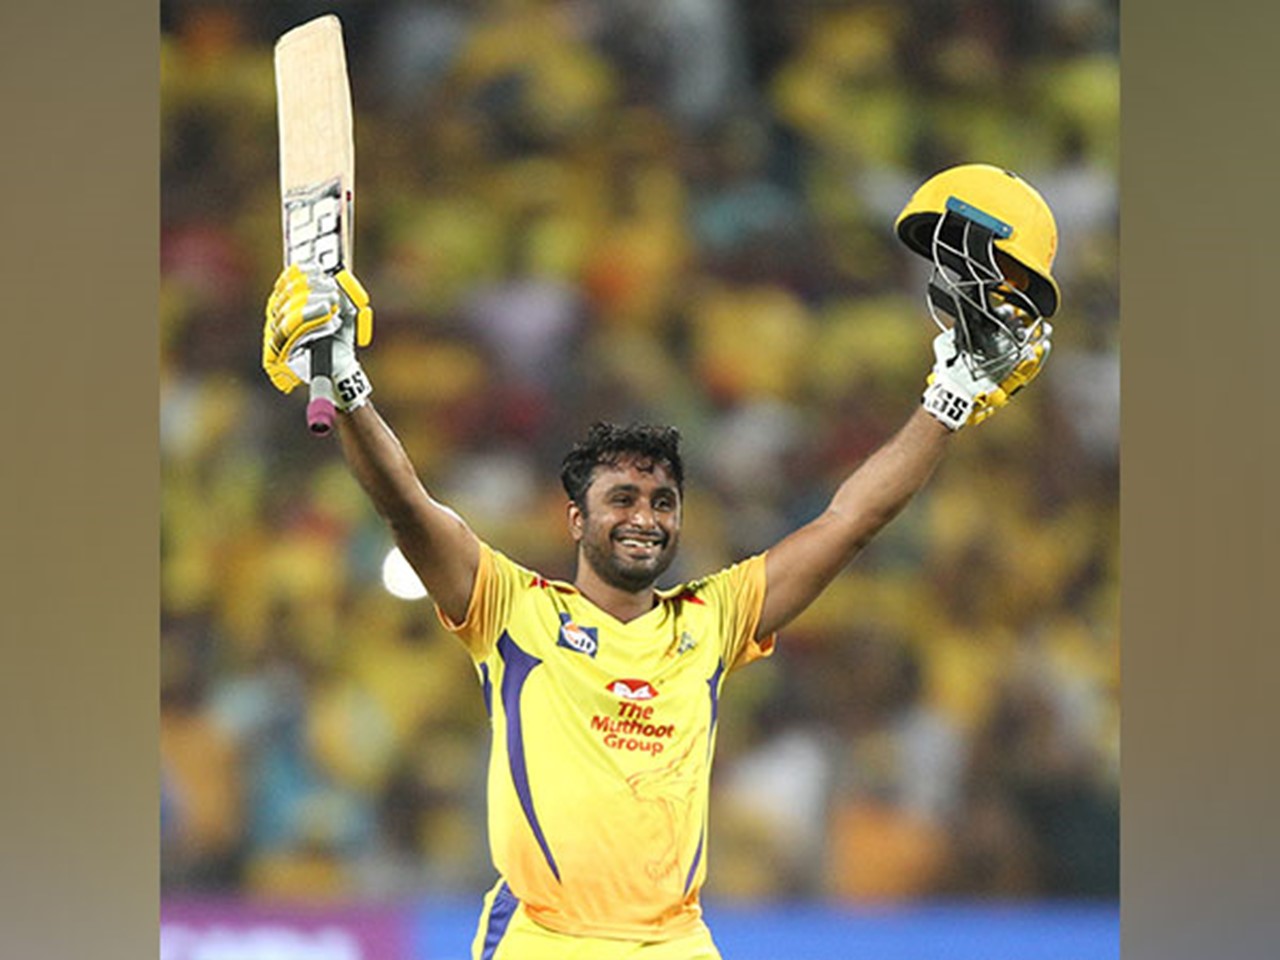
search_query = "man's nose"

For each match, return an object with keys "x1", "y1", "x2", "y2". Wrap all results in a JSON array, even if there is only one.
[{"x1": 630, "y1": 503, "x2": 657, "y2": 527}]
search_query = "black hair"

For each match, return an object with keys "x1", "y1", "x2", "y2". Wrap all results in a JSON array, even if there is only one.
[{"x1": 559, "y1": 421, "x2": 684, "y2": 507}]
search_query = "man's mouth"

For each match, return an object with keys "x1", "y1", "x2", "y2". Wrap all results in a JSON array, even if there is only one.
[{"x1": 614, "y1": 533, "x2": 665, "y2": 555}]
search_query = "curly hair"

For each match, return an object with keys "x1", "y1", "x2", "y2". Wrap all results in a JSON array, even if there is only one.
[{"x1": 559, "y1": 422, "x2": 684, "y2": 508}]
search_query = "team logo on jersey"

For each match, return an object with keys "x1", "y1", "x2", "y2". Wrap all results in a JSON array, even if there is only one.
[
  {"x1": 606, "y1": 678, "x2": 658, "y2": 701},
  {"x1": 557, "y1": 613, "x2": 599, "y2": 658},
  {"x1": 664, "y1": 630, "x2": 698, "y2": 660}
]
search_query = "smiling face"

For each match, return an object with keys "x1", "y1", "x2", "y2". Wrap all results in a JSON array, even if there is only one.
[{"x1": 568, "y1": 456, "x2": 682, "y2": 594}]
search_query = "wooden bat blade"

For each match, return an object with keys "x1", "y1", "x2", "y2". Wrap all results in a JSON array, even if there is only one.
[
  {"x1": 274, "y1": 14, "x2": 354, "y2": 269},
  {"x1": 273, "y1": 14, "x2": 355, "y2": 436},
  {"x1": 274, "y1": 15, "x2": 351, "y2": 187}
]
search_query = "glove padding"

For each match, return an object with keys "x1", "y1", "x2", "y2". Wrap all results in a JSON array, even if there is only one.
[
  {"x1": 922, "y1": 323, "x2": 1052, "y2": 430},
  {"x1": 263, "y1": 263, "x2": 374, "y2": 411}
]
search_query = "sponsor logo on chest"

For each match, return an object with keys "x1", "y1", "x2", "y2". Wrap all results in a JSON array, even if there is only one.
[
  {"x1": 592, "y1": 686, "x2": 675, "y2": 755},
  {"x1": 606, "y1": 678, "x2": 658, "y2": 701}
]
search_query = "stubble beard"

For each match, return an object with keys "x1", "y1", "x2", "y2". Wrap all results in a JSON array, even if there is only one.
[{"x1": 580, "y1": 526, "x2": 679, "y2": 593}]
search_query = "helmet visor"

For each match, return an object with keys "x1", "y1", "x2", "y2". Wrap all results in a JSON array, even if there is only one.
[{"x1": 925, "y1": 199, "x2": 1045, "y2": 381}]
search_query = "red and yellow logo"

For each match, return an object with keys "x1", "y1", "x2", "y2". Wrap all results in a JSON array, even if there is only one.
[{"x1": 606, "y1": 678, "x2": 658, "y2": 701}]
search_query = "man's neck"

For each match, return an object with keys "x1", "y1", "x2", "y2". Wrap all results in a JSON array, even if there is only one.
[{"x1": 573, "y1": 568, "x2": 658, "y2": 624}]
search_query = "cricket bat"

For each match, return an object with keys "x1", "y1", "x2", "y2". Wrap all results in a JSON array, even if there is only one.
[{"x1": 274, "y1": 15, "x2": 355, "y2": 436}]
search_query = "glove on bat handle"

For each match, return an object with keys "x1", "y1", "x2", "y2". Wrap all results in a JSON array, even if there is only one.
[{"x1": 306, "y1": 337, "x2": 337, "y2": 435}]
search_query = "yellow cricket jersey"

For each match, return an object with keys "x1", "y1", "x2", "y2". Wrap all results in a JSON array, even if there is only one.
[{"x1": 437, "y1": 543, "x2": 775, "y2": 942}]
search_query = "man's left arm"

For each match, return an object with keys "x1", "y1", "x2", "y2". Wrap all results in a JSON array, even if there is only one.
[
  {"x1": 755, "y1": 321, "x2": 1050, "y2": 638},
  {"x1": 756, "y1": 406, "x2": 950, "y2": 638}
]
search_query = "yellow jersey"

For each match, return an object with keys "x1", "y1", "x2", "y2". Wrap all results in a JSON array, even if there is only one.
[{"x1": 438, "y1": 543, "x2": 775, "y2": 941}]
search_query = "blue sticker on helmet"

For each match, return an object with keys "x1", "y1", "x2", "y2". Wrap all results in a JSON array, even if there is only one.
[{"x1": 946, "y1": 197, "x2": 1013, "y2": 238}]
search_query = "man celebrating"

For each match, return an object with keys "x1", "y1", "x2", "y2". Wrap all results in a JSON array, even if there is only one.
[{"x1": 261, "y1": 163, "x2": 1059, "y2": 959}]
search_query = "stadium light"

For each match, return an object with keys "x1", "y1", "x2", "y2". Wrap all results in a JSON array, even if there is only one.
[{"x1": 381, "y1": 546, "x2": 427, "y2": 600}]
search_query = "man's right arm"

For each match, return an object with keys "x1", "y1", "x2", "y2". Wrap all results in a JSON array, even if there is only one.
[
  {"x1": 337, "y1": 403, "x2": 480, "y2": 626},
  {"x1": 262, "y1": 265, "x2": 481, "y2": 624}
]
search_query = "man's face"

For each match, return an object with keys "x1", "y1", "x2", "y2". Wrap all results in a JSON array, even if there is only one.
[{"x1": 569, "y1": 456, "x2": 682, "y2": 593}]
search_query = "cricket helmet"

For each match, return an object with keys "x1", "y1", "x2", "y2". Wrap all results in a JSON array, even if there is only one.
[
  {"x1": 896, "y1": 163, "x2": 1060, "y2": 317},
  {"x1": 895, "y1": 163, "x2": 1060, "y2": 378}
]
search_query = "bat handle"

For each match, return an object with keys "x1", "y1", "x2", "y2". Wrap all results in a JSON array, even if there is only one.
[{"x1": 306, "y1": 338, "x2": 337, "y2": 436}]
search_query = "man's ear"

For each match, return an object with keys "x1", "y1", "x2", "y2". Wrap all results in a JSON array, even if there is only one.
[{"x1": 567, "y1": 500, "x2": 585, "y2": 542}]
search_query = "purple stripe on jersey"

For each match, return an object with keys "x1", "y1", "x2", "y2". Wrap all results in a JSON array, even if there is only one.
[
  {"x1": 479, "y1": 881, "x2": 519, "y2": 960},
  {"x1": 686, "y1": 659, "x2": 725, "y2": 894},
  {"x1": 707, "y1": 659, "x2": 726, "y2": 744},
  {"x1": 684, "y1": 830, "x2": 705, "y2": 894},
  {"x1": 480, "y1": 663, "x2": 493, "y2": 718},
  {"x1": 498, "y1": 632, "x2": 561, "y2": 882}
]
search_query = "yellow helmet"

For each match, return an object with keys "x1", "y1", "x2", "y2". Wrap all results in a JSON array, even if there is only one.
[{"x1": 896, "y1": 163, "x2": 1060, "y2": 319}]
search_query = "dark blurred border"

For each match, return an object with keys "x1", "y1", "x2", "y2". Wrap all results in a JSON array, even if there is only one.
[
  {"x1": 1121, "y1": 1, "x2": 1280, "y2": 958},
  {"x1": 0, "y1": 2, "x2": 158, "y2": 960}
]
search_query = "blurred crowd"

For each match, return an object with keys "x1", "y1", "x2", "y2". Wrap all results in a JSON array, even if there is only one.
[{"x1": 160, "y1": 0, "x2": 1119, "y2": 904}]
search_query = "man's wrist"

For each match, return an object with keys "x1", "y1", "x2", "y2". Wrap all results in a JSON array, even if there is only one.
[
  {"x1": 333, "y1": 361, "x2": 373, "y2": 412},
  {"x1": 921, "y1": 376, "x2": 974, "y2": 431}
]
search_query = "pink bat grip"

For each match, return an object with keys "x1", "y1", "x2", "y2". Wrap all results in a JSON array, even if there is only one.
[
  {"x1": 307, "y1": 394, "x2": 336, "y2": 434},
  {"x1": 305, "y1": 338, "x2": 337, "y2": 436}
]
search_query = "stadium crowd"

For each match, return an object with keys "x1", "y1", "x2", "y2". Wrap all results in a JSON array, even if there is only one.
[{"x1": 160, "y1": 0, "x2": 1119, "y2": 904}]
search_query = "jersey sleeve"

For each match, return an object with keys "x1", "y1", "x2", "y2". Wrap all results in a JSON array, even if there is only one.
[
  {"x1": 699, "y1": 552, "x2": 776, "y2": 671},
  {"x1": 434, "y1": 542, "x2": 527, "y2": 660}
]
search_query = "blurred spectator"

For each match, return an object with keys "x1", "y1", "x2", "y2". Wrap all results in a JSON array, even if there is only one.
[
  {"x1": 950, "y1": 640, "x2": 1120, "y2": 897},
  {"x1": 160, "y1": 614, "x2": 244, "y2": 890},
  {"x1": 822, "y1": 631, "x2": 965, "y2": 901}
]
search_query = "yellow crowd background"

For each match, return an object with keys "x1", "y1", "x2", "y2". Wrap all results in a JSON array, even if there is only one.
[{"x1": 160, "y1": 0, "x2": 1118, "y2": 905}]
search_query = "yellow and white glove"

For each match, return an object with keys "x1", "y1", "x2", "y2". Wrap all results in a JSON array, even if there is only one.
[
  {"x1": 263, "y1": 263, "x2": 374, "y2": 411},
  {"x1": 922, "y1": 323, "x2": 1052, "y2": 430}
]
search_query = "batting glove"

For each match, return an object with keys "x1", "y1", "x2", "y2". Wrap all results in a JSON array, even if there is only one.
[
  {"x1": 922, "y1": 324, "x2": 1052, "y2": 430},
  {"x1": 263, "y1": 263, "x2": 374, "y2": 411}
]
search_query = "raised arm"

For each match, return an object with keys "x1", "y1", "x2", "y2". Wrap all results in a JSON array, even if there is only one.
[
  {"x1": 756, "y1": 320, "x2": 1051, "y2": 640},
  {"x1": 337, "y1": 404, "x2": 479, "y2": 625},
  {"x1": 263, "y1": 264, "x2": 479, "y2": 624},
  {"x1": 757, "y1": 407, "x2": 948, "y2": 637},
  {"x1": 757, "y1": 161, "x2": 1061, "y2": 640}
]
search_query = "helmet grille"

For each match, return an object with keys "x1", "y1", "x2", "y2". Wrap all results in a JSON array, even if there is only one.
[{"x1": 924, "y1": 207, "x2": 1045, "y2": 381}]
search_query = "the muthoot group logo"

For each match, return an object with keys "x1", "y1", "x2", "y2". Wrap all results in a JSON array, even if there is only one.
[
  {"x1": 606, "y1": 678, "x2": 658, "y2": 700},
  {"x1": 591, "y1": 699, "x2": 675, "y2": 755}
]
